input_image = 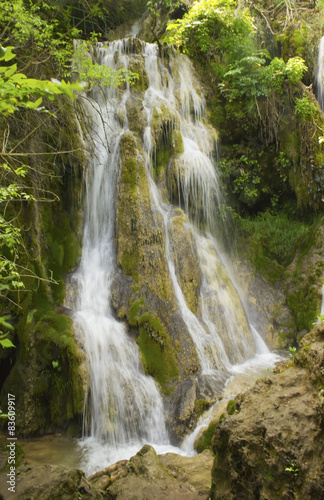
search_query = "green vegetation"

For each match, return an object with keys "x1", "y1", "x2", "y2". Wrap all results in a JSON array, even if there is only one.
[
  {"x1": 289, "y1": 346, "x2": 297, "y2": 358},
  {"x1": 195, "y1": 421, "x2": 218, "y2": 453},
  {"x1": 0, "y1": 0, "x2": 141, "y2": 352},
  {"x1": 285, "y1": 460, "x2": 299, "y2": 477},
  {"x1": 128, "y1": 297, "x2": 179, "y2": 393},
  {"x1": 226, "y1": 399, "x2": 239, "y2": 415},
  {"x1": 238, "y1": 211, "x2": 308, "y2": 268},
  {"x1": 164, "y1": 0, "x2": 324, "y2": 217},
  {"x1": 194, "y1": 399, "x2": 210, "y2": 419}
]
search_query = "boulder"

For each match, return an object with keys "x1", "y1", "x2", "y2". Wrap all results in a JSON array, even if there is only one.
[{"x1": 210, "y1": 324, "x2": 324, "y2": 499}]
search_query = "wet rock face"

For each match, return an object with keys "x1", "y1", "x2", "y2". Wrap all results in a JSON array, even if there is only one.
[
  {"x1": 210, "y1": 324, "x2": 324, "y2": 500},
  {"x1": 168, "y1": 209, "x2": 202, "y2": 315},
  {"x1": 234, "y1": 257, "x2": 296, "y2": 348},
  {"x1": 285, "y1": 218, "x2": 324, "y2": 338}
]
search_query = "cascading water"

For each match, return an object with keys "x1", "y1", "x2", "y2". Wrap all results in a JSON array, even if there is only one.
[
  {"x1": 317, "y1": 36, "x2": 324, "y2": 111},
  {"x1": 70, "y1": 38, "x2": 282, "y2": 473},
  {"x1": 70, "y1": 41, "x2": 170, "y2": 474},
  {"x1": 140, "y1": 43, "x2": 256, "y2": 372}
]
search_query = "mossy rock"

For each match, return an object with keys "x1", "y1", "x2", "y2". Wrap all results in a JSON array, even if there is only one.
[
  {"x1": 128, "y1": 56, "x2": 149, "y2": 94},
  {"x1": 226, "y1": 399, "x2": 240, "y2": 415},
  {"x1": 285, "y1": 218, "x2": 324, "y2": 335},
  {"x1": 128, "y1": 297, "x2": 179, "y2": 394},
  {"x1": 117, "y1": 132, "x2": 173, "y2": 300},
  {"x1": 168, "y1": 209, "x2": 202, "y2": 313},
  {"x1": 194, "y1": 421, "x2": 217, "y2": 454},
  {"x1": 194, "y1": 398, "x2": 210, "y2": 419},
  {"x1": 1, "y1": 310, "x2": 86, "y2": 436}
]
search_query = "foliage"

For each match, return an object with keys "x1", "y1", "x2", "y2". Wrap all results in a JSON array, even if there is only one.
[
  {"x1": 220, "y1": 146, "x2": 292, "y2": 208},
  {"x1": 165, "y1": 0, "x2": 307, "y2": 143},
  {"x1": 285, "y1": 460, "x2": 299, "y2": 476},
  {"x1": 289, "y1": 346, "x2": 297, "y2": 358},
  {"x1": 0, "y1": 166, "x2": 28, "y2": 294},
  {"x1": 72, "y1": 41, "x2": 139, "y2": 89},
  {"x1": 0, "y1": 45, "x2": 82, "y2": 317},
  {"x1": 295, "y1": 96, "x2": 319, "y2": 122},
  {"x1": 0, "y1": 46, "x2": 81, "y2": 115},
  {"x1": 165, "y1": 0, "x2": 254, "y2": 60},
  {"x1": 0, "y1": 315, "x2": 15, "y2": 348},
  {"x1": 221, "y1": 55, "x2": 307, "y2": 102},
  {"x1": 285, "y1": 56, "x2": 307, "y2": 85},
  {"x1": 0, "y1": 0, "x2": 145, "y2": 78},
  {"x1": 238, "y1": 211, "x2": 308, "y2": 266},
  {"x1": 0, "y1": 0, "x2": 80, "y2": 76},
  {"x1": 313, "y1": 314, "x2": 324, "y2": 326},
  {"x1": 147, "y1": 0, "x2": 181, "y2": 13}
]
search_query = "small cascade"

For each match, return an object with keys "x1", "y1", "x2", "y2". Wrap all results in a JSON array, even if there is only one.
[
  {"x1": 71, "y1": 40, "x2": 169, "y2": 473},
  {"x1": 318, "y1": 282, "x2": 324, "y2": 323},
  {"x1": 317, "y1": 36, "x2": 324, "y2": 111},
  {"x1": 70, "y1": 37, "x2": 281, "y2": 473},
  {"x1": 140, "y1": 42, "x2": 255, "y2": 372}
]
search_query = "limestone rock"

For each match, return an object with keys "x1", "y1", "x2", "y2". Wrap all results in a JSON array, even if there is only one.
[
  {"x1": 210, "y1": 324, "x2": 324, "y2": 499},
  {"x1": 234, "y1": 257, "x2": 296, "y2": 348},
  {"x1": 0, "y1": 464, "x2": 102, "y2": 500},
  {"x1": 91, "y1": 445, "x2": 213, "y2": 500},
  {"x1": 169, "y1": 209, "x2": 202, "y2": 314}
]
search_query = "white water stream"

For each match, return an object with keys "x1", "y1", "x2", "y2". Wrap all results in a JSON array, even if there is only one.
[
  {"x1": 71, "y1": 41, "x2": 171, "y2": 474},
  {"x1": 317, "y1": 36, "x2": 324, "y2": 111},
  {"x1": 71, "y1": 38, "x2": 282, "y2": 475}
]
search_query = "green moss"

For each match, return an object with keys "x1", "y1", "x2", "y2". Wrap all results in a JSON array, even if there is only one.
[
  {"x1": 129, "y1": 298, "x2": 144, "y2": 325},
  {"x1": 239, "y1": 212, "x2": 308, "y2": 268},
  {"x1": 129, "y1": 60, "x2": 149, "y2": 93},
  {"x1": 171, "y1": 129, "x2": 184, "y2": 156},
  {"x1": 155, "y1": 148, "x2": 172, "y2": 178},
  {"x1": 285, "y1": 220, "x2": 324, "y2": 332},
  {"x1": 137, "y1": 324, "x2": 178, "y2": 394},
  {"x1": 129, "y1": 303, "x2": 179, "y2": 393},
  {"x1": 286, "y1": 287, "x2": 320, "y2": 333},
  {"x1": 39, "y1": 206, "x2": 81, "y2": 303},
  {"x1": 194, "y1": 421, "x2": 217, "y2": 454},
  {"x1": 226, "y1": 400, "x2": 239, "y2": 415},
  {"x1": 194, "y1": 399, "x2": 210, "y2": 419},
  {"x1": 121, "y1": 250, "x2": 139, "y2": 282},
  {"x1": 275, "y1": 27, "x2": 306, "y2": 59},
  {"x1": 124, "y1": 158, "x2": 137, "y2": 192},
  {"x1": 117, "y1": 133, "x2": 141, "y2": 281},
  {"x1": 33, "y1": 311, "x2": 85, "y2": 424}
]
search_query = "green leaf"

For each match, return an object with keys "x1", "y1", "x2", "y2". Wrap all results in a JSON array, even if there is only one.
[
  {"x1": 0, "y1": 338, "x2": 15, "y2": 348},
  {"x1": 0, "y1": 316, "x2": 14, "y2": 330},
  {"x1": 2, "y1": 46, "x2": 16, "y2": 62},
  {"x1": 4, "y1": 64, "x2": 17, "y2": 78}
]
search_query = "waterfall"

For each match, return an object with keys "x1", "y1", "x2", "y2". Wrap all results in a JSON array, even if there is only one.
[
  {"x1": 70, "y1": 38, "x2": 281, "y2": 473},
  {"x1": 140, "y1": 42, "x2": 255, "y2": 372},
  {"x1": 317, "y1": 36, "x2": 324, "y2": 111},
  {"x1": 71, "y1": 41, "x2": 169, "y2": 473}
]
